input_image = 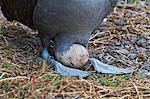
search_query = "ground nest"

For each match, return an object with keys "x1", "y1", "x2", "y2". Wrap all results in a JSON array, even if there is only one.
[{"x1": 0, "y1": 1, "x2": 150, "y2": 99}]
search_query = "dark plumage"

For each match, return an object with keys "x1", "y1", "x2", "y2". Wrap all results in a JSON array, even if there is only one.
[
  {"x1": 1, "y1": 0, "x2": 37, "y2": 29},
  {"x1": 34, "y1": 0, "x2": 118, "y2": 52},
  {"x1": 0, "y1": 0, "x2": 123, "y2": 77}
]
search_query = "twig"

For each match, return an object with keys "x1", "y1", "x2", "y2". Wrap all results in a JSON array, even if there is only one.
[{"x1": 0, "y1": 76, "x2": 29, "y2": 82}]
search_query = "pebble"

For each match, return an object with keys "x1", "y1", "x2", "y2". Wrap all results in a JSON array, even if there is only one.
[
  {"x1": 137, "y1": 47, "x2": 147, "y2": 53},
  {"x1": 142, "y1": 64, "x2": 150, "y2": 70},
  {"x1": 128, "y1": 53, "x2": 137, "y2": 60},
  {"x1": 115, "y1": 40, "x2": 122, "y2": 46},
  {"x1": 136, "y1": 37, "x2": 147, "y2": 47},
  {"x1": 124, "y1": 12, "x2": 132, "y2": 17},
  {"x1": 116, "y1": 49, "x2": 129, "y2": 54},
  {"x1": 147, "y1": 40, "x2": 150, "y2": 45},
  {"x1": 104, "y1": 55, "x2": 113, "y2": 62},
  {"x1": 132, "y1": 5, "x2": 142, "y2": 12},
  {"x1": 130, "y1": 35, "x2": 139, "y2": 44},
  {"x1": 115, "y1": 19, "x2": 125, "y2": 26}
]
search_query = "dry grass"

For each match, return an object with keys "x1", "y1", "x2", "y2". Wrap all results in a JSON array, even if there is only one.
[{"x1": 0, "y1": 2, "x2": 150, "y2": 99}]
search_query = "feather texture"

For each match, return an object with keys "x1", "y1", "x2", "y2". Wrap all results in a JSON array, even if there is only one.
[{"x1": 0, "y1": 0, "x2": 37, "y2": 29}]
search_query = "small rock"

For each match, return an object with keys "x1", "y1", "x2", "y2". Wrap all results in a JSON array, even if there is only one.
[
  {"x1": 124, "y1": 12, "x2": 132, "y2": 17},
  {"x1": 115, "y1": 40, "x2": 121, "y2": 46},
  {"x1": 124, "y1": 45, "x2": 130, "y2": 49},
  {"x1": 137, "y1": 38, "x2": 147, "y2": 47},
  {"x1": 138, "y1": 70, "x2": 150, "y2": 79},
  {"x1": 137, "y1": 47, "x2": 147, "y2": 53},
  {"x1": 104, "y1": 55, "x2": 113, "y2": 62},
  {"x1": 146, "y1": 3, "x2": 150, "y2": 7},
  {"x1": 130, "y1": 35, "x2": 139, "y2": 44},
  {"x1": 130, "y1": 47, "x2": 137, "y2": 52},
  {"x1": 103, "y1": 18, "x2": 108, "y2": 23},
  {"x1": 128, "y1": 53, "x2": 137, "y2": 60},
  {"x1": 115, "y1": 19, "x2": 125, "y2": 26},
  {"x1": 147, "y1": 48, "x2": 150, "y2": 52},
  {"x1": 142, "y1": 65, "x2": 150, "y2": 70},
  {"x1": 147, "y1": 40, "x2": 150, "y2": 45},
  {"x1": 132, "y1": 5, "x2": 142, "y2": 12},
  {"x1": 116, "y1": 49, "x2": 129, "y2": 54}
]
